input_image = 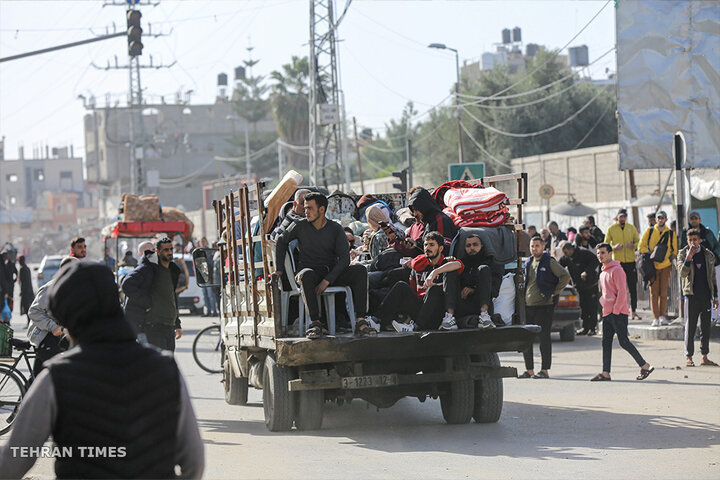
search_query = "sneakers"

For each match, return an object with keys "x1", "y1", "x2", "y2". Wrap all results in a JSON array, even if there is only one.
[
  {"x1": 651, "y1": 318, "x2": 660, "y2": 327},
  {"x1": 660, "y1": 316, "x2": 670, "y2": 326},
  {"x1": 439, "y1": 312, "x2": 458, "y2": 331},
  {"x1": 478, "y1": 311, "x2": 495, "y2": 329},
  {"x1": 366, "y1": 316, "x2": 381, "y2": 333},
  {"x1": 392, "y1": 320, "x2": 416, "y2": 333}
]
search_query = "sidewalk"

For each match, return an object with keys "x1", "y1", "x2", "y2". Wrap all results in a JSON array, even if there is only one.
[{"x1": 625, "y1": 308, "x2": 720, "y2": 341}]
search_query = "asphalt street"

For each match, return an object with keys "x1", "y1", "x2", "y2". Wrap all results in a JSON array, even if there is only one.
[{"x1": 2, "y1": 313, "x2": 719, "y2": 480}]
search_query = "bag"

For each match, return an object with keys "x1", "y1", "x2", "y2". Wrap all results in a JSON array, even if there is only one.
[
  {"x1": 0, "y1": 321, "x2": 12, "y2": 357},
  {"x1": 493, "y1": 273, "x2": 516, "y2": 325},
  {"x1": 639, "y1": 228, "x2": 656, "y2": 283},
  {"x1": 0, "y1": 299, "x2": 10, "y2": 323},
  {"x1": 369, "y1": 248, "x2": 403, "y2": 272},
  {"x1": 650, "y1": 229, "x2": 671, "y2": 262}
]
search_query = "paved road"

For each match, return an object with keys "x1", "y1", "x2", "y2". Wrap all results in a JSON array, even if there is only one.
[{"x1": 3, "y1": 314, "x2": 719, "y2": 479}]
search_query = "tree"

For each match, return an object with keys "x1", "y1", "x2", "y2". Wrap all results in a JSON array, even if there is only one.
[
  {"x1": 270, "y1": 56, "x2": 310, "y2": 171},
  {"x1": 359, "y1": 102, "x2": 420, "y2": 178}
]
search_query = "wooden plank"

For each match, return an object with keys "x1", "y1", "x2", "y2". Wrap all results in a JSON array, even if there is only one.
[{"x1": 275, "y1": 326, "x2": 539, "y2": 367}]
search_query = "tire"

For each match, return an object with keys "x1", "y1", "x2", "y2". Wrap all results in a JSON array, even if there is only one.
[
  {"x1": 262, "y1": 354, "x2": 294, "y2": 432},
  {"x1": 0, "y1": 365, "x2": 26, "y2": 436},
  {"x1": 295, "y1": 389, "x2": 324, "y2": 431},
  {"x1": 472, "y1": 353, "x2": 503, "y2": 424},
  {"x1": 560, "y1": 324, "x2": 576, "y2": 342},
  {"x1": 223, "y1": 355, "x2": 248, "y2": 406},
  {"x1": 193, "y1": 324, "x2": 223, "y2": 373},
  {"x1": 440, "y1": 356, "x2": 474, "y2": 425}
]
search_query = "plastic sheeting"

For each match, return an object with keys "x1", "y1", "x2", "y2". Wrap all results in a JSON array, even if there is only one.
[
  {"x1": 690, "y1": 169, "x2": 720, "y2": 200},
  {"x1": 616, "y1": 0, "x2": 720, "y2": 169}
]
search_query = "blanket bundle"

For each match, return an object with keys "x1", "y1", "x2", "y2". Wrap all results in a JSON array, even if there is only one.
[{"x1": 442, "y1": 186, "x2": 509, "y2": 228}]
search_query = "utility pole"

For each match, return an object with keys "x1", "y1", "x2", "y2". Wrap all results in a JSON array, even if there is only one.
[
  {"x1": 406, "y1": 138, "x2": 413, "y2": 190},
  {"x1": 352, "y1": 117, "x2": 364, "y2": 194}
]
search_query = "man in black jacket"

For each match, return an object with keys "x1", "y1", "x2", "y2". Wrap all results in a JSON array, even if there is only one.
[
  {"x1": 122, "y1": 237, "x2": 183, "y2": 351},
  {"x1": 584, "y1": 215, "x2": 605, "y2": 244},
  {"x1": 455, "y1": 234, "x2": 503, "y2": 327},
  {"x1": 560, "y1": 241, "x2": 601, "y2": 335},
  {"x1": 574, "y1": 225, "x2": 598, "y2": 252},
  {"x1": 270, "y1": 188, "x2": 310, "y2": 242},
  {"x1": 0, "y1": 262, "x2": 204, "y2": 479}
]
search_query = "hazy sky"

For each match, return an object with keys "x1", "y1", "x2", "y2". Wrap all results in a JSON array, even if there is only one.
[{"x1": 0, "y1": 0, "x2": 615, "y2": 159}]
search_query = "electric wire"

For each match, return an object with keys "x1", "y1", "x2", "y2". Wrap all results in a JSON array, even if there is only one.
[
  {"x1": 572, "y1": 99, "x2": 613, "y2": 149},
  {"x1": 459, "y1": 121, "x2": 512, "y2": 168}
]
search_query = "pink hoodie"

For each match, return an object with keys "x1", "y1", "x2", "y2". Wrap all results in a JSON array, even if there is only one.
[{"x1": 599, "y1": 260, "x2": 630, "y2": 317}]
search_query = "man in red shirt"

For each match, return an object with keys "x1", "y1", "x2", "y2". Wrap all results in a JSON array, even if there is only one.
[{"x1": 373, "y1": 231, "x2": 463, "y2": 332}]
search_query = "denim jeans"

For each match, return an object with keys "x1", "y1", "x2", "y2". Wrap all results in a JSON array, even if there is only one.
[{"x1": 602, "y1": 313, "x2": 645, "y2": 372}]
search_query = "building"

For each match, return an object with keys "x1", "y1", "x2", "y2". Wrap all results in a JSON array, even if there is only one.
[{"x1": 83, "y1": 100, "x2": 276, "y2": 218}]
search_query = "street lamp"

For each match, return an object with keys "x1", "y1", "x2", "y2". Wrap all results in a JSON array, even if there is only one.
[
  {"x1": 226, "y1": 114, "x2": 251, "y2": 183},
  {"x1": 428, "y1": 42, "x2": 465, "y2": 164}
]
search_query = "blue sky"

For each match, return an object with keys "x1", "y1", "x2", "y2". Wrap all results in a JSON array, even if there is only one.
[{"x1": 0, "y1": 0, "x2": 616, "y2": 159}]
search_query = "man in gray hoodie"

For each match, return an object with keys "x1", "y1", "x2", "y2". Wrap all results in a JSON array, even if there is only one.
[{"x1": 26, "y1": 256, "x2": 78, "y2": 375}]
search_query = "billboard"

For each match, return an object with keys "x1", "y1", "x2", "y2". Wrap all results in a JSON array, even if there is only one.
[{"x1": 616, "y1": 0, "x2": 720, "y2": 169}]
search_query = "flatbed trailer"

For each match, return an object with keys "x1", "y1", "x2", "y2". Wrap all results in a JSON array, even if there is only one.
[{"x1": 192, "y1": 173, "x2": 537, "y2": 431}]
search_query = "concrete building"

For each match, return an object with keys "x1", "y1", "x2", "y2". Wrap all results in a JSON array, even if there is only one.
[{"x1": 83, "y1": 101, "x2": 276, "y2": 218}]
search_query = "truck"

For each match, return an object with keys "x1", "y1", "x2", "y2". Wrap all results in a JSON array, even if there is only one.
[{"x1": 192, "y1": 173, "x2": 539, "y2": 431}]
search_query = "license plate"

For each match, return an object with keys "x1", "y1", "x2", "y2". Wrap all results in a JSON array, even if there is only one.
[{"x1": 341, "y1": 374, "x2": 398, "y2": 389}]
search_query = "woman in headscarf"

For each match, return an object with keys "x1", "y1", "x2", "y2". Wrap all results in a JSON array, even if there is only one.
[
  {"x1": 17, "y1": 255, "x2": 35, "y2": 326},
  {"x1": 363, "y1": 204, "x2": 396, "y2": 260}
]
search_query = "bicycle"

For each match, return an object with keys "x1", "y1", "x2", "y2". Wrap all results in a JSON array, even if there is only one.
[
  {"x1": 192, "y1": 323, "x2": 222, "y2": 373},
  {"x1": 0, "y1": 338, "x2": 37, "y2": 435}
]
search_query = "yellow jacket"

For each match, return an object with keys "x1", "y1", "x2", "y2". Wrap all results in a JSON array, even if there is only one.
[
  {"x1": 638, "y1": 225, "x2": 678, "y2": 270},
  {"x1": 604, "y1": 222, "x2": 640, "y2": 263}
]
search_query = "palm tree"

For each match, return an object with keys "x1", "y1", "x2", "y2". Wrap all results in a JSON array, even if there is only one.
[{"x1": 270, "y1": 56, "x2": 310, "y2": 170}]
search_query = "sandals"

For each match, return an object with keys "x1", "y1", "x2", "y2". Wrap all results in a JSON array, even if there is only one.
[
  {"x1": 631, "y1": 313, "x2": 642, "y2": 320},
  {"x1": 517, "y1": 371, "x2": 532, "y2": 379},
  {"x1": 306, "y1": 321, "x2": 328, "y2": 339},
  {"x1": 532, "y1": 371, "x2": 549, "y2": 379},
  {"x1": 701, "y1": 358, "x2": 719, "y2": 367},
  {"x1": 354, "y1": 318, "x2": 378, "y2": 337},
  {"x1": 590, "y1": 373, "x2": 611, "y2": 381},
  {"x1": 686, "y1": 357, "x2": 696, "y2": 367},
  {"x1": 636, "y1": 366, "x2": 654, "y2": 380}
]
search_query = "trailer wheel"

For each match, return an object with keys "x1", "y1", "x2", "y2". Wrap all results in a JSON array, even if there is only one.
[
  {"x1": 223, "y1": 356, "x2": 248, "y2": 406},
  {"x1": 294, "y1": 389, "x2": 324, "y2": 431},
  {"x1": 440, "y1": 356, "x2": 474, "y2": 425},
  {"x1": 262, "y1": 354, "x2": 294, "y2": 432},
  {"x1": 472, "y1": 353, "x2": 503, "y2": 423},
  {"x1": 559, "y1": 324, "x2": 576, "y2": 342}
]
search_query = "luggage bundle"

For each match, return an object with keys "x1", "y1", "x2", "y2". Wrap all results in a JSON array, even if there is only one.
[
  {"x1": 120, "y1": 194, "x2": 161, "y2": 222},
  {"x1": 442, "y1": 186, "x2": 509, "y2": 228}
]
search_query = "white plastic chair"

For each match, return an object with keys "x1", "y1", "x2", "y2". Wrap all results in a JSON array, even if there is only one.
[
  {"x1": 287, "y1": 243, "x2": 356, "y2": 335},
  {"x1": 281, "y1": 240, "x2": 305, "y2": 335}
]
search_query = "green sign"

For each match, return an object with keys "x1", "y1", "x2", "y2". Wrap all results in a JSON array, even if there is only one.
[{"x1": 448, "y1": 162, "x2": 485, "y2": 181}]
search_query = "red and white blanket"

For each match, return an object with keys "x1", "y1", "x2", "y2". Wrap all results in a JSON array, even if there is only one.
[{"x1": 441, "y1": 186, "x2": 509, "y2": 227}]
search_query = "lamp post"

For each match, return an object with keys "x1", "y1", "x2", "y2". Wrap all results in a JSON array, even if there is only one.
[
  {"x1": 429, "y1": 42, "x2": 464, "y2": 164},
  {"x1": 227, "y1": 114, "x2": 251, "y2": 183}
]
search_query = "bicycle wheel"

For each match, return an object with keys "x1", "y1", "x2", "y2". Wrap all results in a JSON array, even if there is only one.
[
  {"x1": 192, "y1": 324, "x2": 222, "y2": 373},
  {"x1": 0, "y1": 365, "x2": 26, "y2": 436}
]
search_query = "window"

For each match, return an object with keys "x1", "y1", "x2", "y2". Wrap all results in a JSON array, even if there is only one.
[
  {"x1": 60, "y1": 171, "x2": 73, "y2": 179},
  {"x1": 34, "y1": 169, "x2": 44, "y2": 181},
  {"x1": 6, "y1": 174, "x2": 18, "y2": 182}
]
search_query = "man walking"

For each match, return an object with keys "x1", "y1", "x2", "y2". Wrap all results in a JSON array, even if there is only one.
[
  {"x1": 559, "y1": 242, "x2": 601, "y2": 335},
  {"x1": 591, "y1": 243, "x2": 654, "y2": 381},
  {"x1": 122, "y1": 237, "x2": 183, "y2": 351},
  {"x1": 275, "y1": 192, "x2": 371, "y2": 338},
  {"x1": 519, "y1": 237, "x2": 570, "y2": 379},
  {"x1": 639, "y1": 210, "x2": 678, "y2": 326},
  {"x1": 0, "y1": 262, "x2": 204, "y2": 478},
  {"x1": 374, "y1": 231, "x2": 464, "y2": 332},
  {"x1": 604, "y1": 209, "x2": 641, "y2": 320},
  {"x1": 69, "y1": 237, "x2": 87, "y2": 259},
  {"x1": 678, "y1": 228, "x2": 719, "y2": 367}
]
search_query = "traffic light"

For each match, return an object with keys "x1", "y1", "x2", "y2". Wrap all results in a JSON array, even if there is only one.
[
  {"x1": 127, "y1": 9, "x2": 143, "y2": 57},
  {"x1": 392, "y1": 168, "x2": 408, "y2": 192}
]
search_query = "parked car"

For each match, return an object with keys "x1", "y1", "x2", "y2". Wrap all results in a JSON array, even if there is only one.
[
  {"x1": 552, "y1": 286, "x2": 582, "y2": 341},
  {"x1": 174, "y1": 253, "x2": 204, "y2": 315},
  {"x1": 36, "y1": 254, "x2": 64, "y2": 288}
]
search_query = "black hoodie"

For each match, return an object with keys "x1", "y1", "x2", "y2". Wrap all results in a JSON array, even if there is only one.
[
  {"x1": 460, "y1": 247, "x2": 504, "y2": 299},
  {"x1": 407, "y1": 188, "x2": 458, "y2": 254}
]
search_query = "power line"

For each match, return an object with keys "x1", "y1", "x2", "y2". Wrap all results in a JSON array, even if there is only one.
[
  {"x1": 573, "y1": 99, "x2": 613, "y2": 149},
  {"x1": 461, "y1": 89, "x2": 604, "y2": 138},
  {"x1": 459, "y1": 121, "x2": 511, "y2": 168}
]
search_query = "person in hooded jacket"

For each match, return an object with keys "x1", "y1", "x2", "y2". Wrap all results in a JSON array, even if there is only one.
[
  {"x1": 591, "y1": 243, "x2": 654, "y2": 381},
  {"x1": 121, "y1": 237, "x2": 183, "y2": 351},
  {"x1": 455, "y1": 234, "x2": 503, "y2": 327},
  {"x1": 0, "y1": 262, "x2": 204, "y2": 479},
  {"x1": 559, "y1": 241, "x2": 601, "y2": 335},
  {"x1": 384, "y1": 188, "x2": 457, "y2": 257},
  {"x1": 17, "y1": 255, "x2": 35, "y2": 325}
]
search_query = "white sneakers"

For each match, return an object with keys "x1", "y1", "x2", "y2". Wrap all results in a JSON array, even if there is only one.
[
  {"x1": 439, "y1": 312, "x2": 458, "y2": 331},
  {"x1": 478, "y1": 311, "x2": 495, "y2": 329},
  {"x1": 651, "y1": 319, "x2": 660, "y2": 327},
  {"x1": 366, "y1": 316, "x2": 382, "y2": 333},
  {"x1": 660, "y1": 316, "x2": 670, "y2": 326},
  {"x1": 392, "y1": 320, "x2": 416, "y2": 333}
]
